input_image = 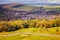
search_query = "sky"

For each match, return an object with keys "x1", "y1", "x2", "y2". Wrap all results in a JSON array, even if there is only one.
[{"x1": 0, "y1": 0, "x2": 60, "y2": 4}]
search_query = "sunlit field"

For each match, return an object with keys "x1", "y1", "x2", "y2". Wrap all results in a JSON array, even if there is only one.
[{"x1": 0, "y1": 27, "x2": 60, "y2": 40}]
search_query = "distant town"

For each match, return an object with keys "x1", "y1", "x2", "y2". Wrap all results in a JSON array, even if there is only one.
[{"x1": 0, "y1": 4, "x2": 60, "y2": 21}]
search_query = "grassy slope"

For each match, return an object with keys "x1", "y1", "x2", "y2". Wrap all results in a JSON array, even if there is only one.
[
  {"x1": 8, "y1": 5, "x2": 35, "y2": 11},
  {"x1": 9, "y1": 6, "x2": 60, "y2": 12},
  {"x1": 38, "y1": 6, "x2": 60, "y2": 8},
  {"x1": 0, "y1": 27, "x2": 60, "y2": 40}
]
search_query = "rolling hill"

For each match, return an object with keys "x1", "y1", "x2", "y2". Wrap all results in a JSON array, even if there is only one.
[{"x1": 1, "y1": 3, "x2": 35, "y2": 11}]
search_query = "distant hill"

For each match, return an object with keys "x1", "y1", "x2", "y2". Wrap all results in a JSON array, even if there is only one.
[
  {"x1": 9, "y1": 5, "x2": 35, "y2": 11},
  {"x1": 1, "y1": 3, "x2": 35, "y2": 11},
  {"x1": 0, "y1": 3, "x2": 60, "y2": 21},
  {"x1": 27, "y1": 3, "x2": 60, "y2": 6}
]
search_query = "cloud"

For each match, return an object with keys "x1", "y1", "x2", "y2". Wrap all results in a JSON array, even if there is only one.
[
  {"x1": 0, "y1": 0, "x2": 60, "y2": 4},
  {"x1": 51, "y1": 1, "x2": 58, "y2": 3}
]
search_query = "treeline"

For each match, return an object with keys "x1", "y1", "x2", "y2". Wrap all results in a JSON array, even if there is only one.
[{"x1": 0, "y1": 19, "x2": 60, "y2": 32}]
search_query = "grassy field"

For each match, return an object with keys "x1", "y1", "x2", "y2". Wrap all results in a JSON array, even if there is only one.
[
  {"x1": 0, "y1": 34, "x2": 60, "y2": 40},
  {"x1": 0, "y1": 27, "x2": 60, "y2": 40},
  {"x1": 9, "y1": 5, "x2": 35, "y2": 11}
]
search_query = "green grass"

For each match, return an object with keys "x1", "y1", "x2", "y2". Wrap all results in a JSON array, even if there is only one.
[{"x1": 9, "y1": 5, "x2": 35, "y2": 11}]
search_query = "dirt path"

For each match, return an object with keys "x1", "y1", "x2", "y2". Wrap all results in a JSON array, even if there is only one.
[{"x1": 0, "y1": 32, "x2": 60, "y2": 37}]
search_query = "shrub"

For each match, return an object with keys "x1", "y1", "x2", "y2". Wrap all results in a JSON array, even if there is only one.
[
  {"x1": 23, "y1": 22, "x2": 29, "y2": 28},
  {"x1": 0, "y1": 19, "x2": 60, "y2": 32}
]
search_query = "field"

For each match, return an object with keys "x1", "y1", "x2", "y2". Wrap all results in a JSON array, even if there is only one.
[{"x1": 0, "y1": 27, "x2": 60, "y2": 40}]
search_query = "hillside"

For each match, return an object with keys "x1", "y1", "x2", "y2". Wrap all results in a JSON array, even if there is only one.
[
  {"x1": 1, "y1": 3, "x2": 35, "y2": 11},
  {"x1": 0, "y1": 3, "x2": 60, "y2": 21}
]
